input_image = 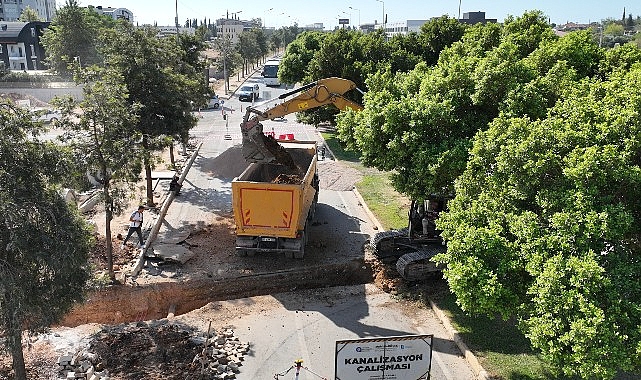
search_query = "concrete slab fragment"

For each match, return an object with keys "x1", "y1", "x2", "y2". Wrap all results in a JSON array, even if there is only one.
[
  {"x1": 147, "y1": 243, "x2": 195, "y2": 264},
  {"x1": 157, "y1": 229, "x2": 191, "y2": 244}
]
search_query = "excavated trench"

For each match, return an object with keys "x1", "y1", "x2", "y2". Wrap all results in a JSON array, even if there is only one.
[{"x1": 60, "y1": 258, "x2": 375, "y2": 327}]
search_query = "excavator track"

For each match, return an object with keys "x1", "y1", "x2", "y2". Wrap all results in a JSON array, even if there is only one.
[
  {"x1": 369, "y1": 228, "x2": 409, "y2": 262},
  {"x1": 395, "y1": 246, "x2": 445, "y2": 281}
]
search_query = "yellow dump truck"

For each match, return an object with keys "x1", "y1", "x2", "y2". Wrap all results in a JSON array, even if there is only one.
[
  {"x1": 233, "y1": 77, "x2": 364, "y2": 258},
  {"x1": 232, "y1": 141, "x2": 319, "y2": 258}
]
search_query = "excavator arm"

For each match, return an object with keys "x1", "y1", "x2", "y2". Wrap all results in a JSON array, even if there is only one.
[{"x1": 241, "y1": 77, "x2": 364, "y2": 167}]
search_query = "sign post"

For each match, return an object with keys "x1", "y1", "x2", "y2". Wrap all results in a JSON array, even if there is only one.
[{"x1": 335, "y1": 335, "x2": 433, "y2": 380}]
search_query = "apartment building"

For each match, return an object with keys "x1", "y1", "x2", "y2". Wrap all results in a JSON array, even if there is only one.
[
  {"x1": 0, "y1": 0, "x2": 56, "y2": 22},
  {"x1": 90, "y1": 5, "x2": 133, "y2": 23},
  {"x1": 0, "y1": 21, "x2": 48, "y2": 71}
]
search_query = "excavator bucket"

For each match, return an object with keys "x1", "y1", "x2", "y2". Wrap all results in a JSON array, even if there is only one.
[{"x1": 241, "y1": 123, "x2": 297, "y2": 170}]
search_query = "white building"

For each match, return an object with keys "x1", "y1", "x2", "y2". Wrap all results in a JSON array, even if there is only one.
[
  {"x1": 0, "y1": 0, "x2": 56, "y2": 22},
  {"x1": 216, "y1": 17, "x2": 261, "y2": 45},
  {"x1": 156, "y1": 26, "x2": 196, "y2": 37},
  {"x1": 382, "y1": 20, "x2": 428, "y2": 37},
  {"x1": 90, "y1": 6, "x2": 133, "y2": 23}
]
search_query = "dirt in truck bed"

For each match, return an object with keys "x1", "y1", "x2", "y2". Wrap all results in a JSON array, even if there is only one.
[{"x1": 243, "y1": 149, "x2": 312, "y2": 183}]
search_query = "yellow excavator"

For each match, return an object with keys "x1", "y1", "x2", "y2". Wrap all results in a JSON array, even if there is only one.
[{"x1": 240, "y1": 77, "x2": 364, "y2": 168}]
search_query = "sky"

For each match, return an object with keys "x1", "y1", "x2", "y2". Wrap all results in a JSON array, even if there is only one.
[{"x1": 80, "y1": 0, "x2": 640, "y2": 30}]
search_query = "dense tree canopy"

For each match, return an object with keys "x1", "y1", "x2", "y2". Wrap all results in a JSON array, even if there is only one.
[
  {"x1": 40, "y1": 0, "x2": 116, "y2": 76},
  {"x1": 0, "y1": 101, "x2": 93, "y2": 380},
  {"x1": 334, "y1": 10, "x2": 641, "y2": 378},
  {"x1": 436, "y1": 66, "x2": 641, "y2": 378},
  {"x1": 99, "y1": 23, "x2": 206, "y2": 205}
]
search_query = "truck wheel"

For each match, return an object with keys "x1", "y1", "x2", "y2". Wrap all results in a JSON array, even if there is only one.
[
  {"x1": 294, "y1": 231, "x2": 306, "y2": 259},
  {"x1": 235, "y1": 248, "x2": 247, "y2": 256}
]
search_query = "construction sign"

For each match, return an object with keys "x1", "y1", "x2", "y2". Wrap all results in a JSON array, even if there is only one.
[{"x1": 335, "y1": 335, "x2": 433, "y2": 380}]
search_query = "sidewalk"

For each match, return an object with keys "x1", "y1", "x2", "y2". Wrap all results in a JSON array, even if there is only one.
[{"x1": 213, "y1": 65, "x2": 262, "y2": 100}]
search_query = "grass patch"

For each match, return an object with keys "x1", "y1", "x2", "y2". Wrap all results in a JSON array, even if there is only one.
[
  {"x1": 356, "y1": 174, "x2": 408, "y2": 230},
  {"x1": 320, "y1": 131, "x2": 360, "y2": 162}
]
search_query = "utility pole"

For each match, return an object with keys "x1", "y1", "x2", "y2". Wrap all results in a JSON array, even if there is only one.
[{"x1": 175, "y1": 0, "x2": 180, "y2": 45}]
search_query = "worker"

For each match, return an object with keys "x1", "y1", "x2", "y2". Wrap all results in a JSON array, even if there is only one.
[
  {"x1": 121, "y1": 205, "x2": 145, "y2": 248},
  {"x1": 169, "y1": 175, "x2": 182, "y2": 196}
]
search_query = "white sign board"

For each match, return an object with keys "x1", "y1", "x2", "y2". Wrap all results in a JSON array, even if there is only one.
[{"x1": 335, "y1": 335, "x2": 433, "y2": 380}]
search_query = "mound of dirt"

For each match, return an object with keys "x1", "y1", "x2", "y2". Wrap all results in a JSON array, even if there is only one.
[
  {"x1": 0, "y1": 92, "x2": 51, "y2": 108},
  {"x1": 202, "y1": 145, "x2": 248, "y2": 180}
]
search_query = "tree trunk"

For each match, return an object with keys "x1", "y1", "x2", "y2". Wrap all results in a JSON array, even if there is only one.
[
  {"x1": 169, "y1": 142, "x2": 176, "y2": 169},
  {"x1": 8, "y1": 319, "x2": 26, "y2": 380},
  {"x1": 104, "y1": 182, "x2": 115, "y2": 282},
  {"x1": 145, "y1": 163, "x2": 154, "y2": 207}
]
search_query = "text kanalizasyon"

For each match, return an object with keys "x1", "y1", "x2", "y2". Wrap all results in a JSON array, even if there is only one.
[{"x1": 344, "y1": 354, "x2": 423, "y2": 373}]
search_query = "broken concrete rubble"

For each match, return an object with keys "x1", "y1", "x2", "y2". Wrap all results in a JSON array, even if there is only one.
[{"x1": 56, "y1": 320, "x2": 250, "y2": 380}]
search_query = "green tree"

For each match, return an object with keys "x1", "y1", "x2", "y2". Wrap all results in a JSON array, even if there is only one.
[
  {"x1": 99, "y1": 23, "x2": 204, "y2": 206},
  {"x1": 0, "y1": 101, "x2": 92, "y2": 380},
  {"x1": 251, "y1": 28, "x2": 269, "y2": 63},
  {"x1": 502, "y1": 10, "x2": 556, "y2": 58},
  {"x1": 40, "y1": 0, "x2": 116, "y2": 76},
  {"x1": 214, "y1": 35, "x2": 242, "y2": 95},
  {"x1": 53, "y1": 66, "x2": 142, "y2": 282},
  {"x1": 436, "y1": 67, "x2": 641, "y2": 378},
  {"x1": 238, "y1": 30, "x2": 260, "y2": 76},
  {"x1": 278, "y1": 31, "x2": 326, "y2": 85},
  {"x1": 418, "y1": 15, "x2": 467, "y2": 65},
  {"x1": 18, "y1": 6, "x2": 42, "y2": 22},
  {"x1": 598, "y1": 42, "x2": 641, "y2": 77},
  {"x1": 605, "y1": 22, "x2": 625, "y2": 36},
  {"x1": 525, "y1": 29, "x2": 603, "y2": 78},
  {"x1": 386, "y1": 32, "x2": 422, "y2": 73},
  {"x1": 269, "y1": 32, "x2": 283, "y2": 54}
]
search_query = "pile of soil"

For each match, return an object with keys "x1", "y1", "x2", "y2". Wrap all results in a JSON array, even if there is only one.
[
  {"x1": 87, "y1": 322, "x2": 206, "y2": 379},
  {"x1": 1, "y1": 92, "x2": 52, "y2": 108}
]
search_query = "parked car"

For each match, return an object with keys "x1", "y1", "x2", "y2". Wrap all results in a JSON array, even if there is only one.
[
  {"x1": 32, "y1": 108, "x2": 61, "y2": 125},
  {"x1": 238, "y1": 84, "x2": 259, "y2": 102},
  {"x1": 207, "y1": 95, "x2": 221, "y2": 109}
]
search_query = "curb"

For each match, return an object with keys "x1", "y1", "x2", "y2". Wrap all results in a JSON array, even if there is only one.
[
  {"x1": 428, "y1": 299, "x2": 491, "y2": 380},
  {"x1": 317, "y1": 130, "x2": 490, "y2": 379}
]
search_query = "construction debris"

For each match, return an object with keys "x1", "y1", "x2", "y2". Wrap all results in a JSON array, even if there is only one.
[{"x1": 56, "y1": 320, "x2": 250, "y2": 380}]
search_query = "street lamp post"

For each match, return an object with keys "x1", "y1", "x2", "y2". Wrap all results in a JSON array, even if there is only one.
[
  {"x1": 264, "y1": 7, "x2": 273, "y2": 29},
  {"x1": 375, "y1": 0, "x2": 385, "y2": 29},
  {"x1": 349, "y1": 6, "x2": 360, "y2": 28}
]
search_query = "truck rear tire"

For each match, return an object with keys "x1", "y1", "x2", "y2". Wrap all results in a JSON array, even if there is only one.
[{"x1": 294, "y1": 229, "x2": 307, "y2": 259}]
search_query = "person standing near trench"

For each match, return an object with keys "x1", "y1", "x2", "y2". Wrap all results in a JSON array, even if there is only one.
[{"x1": 121, "y1": 205, "x2": 145, "y2": 248}]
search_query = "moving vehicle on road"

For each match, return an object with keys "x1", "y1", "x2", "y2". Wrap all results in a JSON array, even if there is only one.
[
  {"x1": 238, "y1": 84, "x2": 260, "y2": 102},
  {"x1": 261, "y1": 59, "x2": 280, "y2": 87}
]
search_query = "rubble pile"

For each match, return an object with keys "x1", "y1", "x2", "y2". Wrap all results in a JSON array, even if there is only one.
[{"x1": 56, "y1": 320, "x2": 250, "y2": 380}]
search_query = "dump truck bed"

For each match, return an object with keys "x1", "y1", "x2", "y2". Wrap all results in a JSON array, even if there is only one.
[{"x1": 232, "y1": 142, "x2": 318, "y2": 250}]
